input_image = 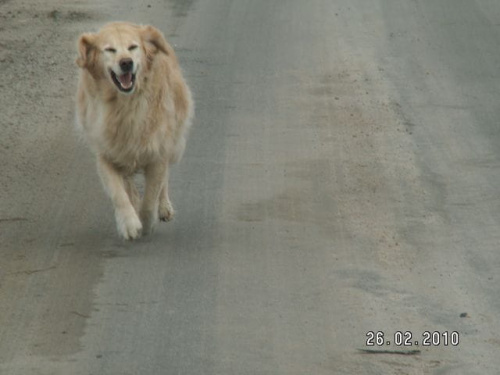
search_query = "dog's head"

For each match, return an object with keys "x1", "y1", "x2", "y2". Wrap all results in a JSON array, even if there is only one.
[{"x1": 76, "y1": 22, "x2": 170, "y2": 95}]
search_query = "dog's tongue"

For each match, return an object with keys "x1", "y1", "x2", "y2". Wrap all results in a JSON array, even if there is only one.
[{"x1": 118, "y1": 72, "x2": 133, "y2": 88}]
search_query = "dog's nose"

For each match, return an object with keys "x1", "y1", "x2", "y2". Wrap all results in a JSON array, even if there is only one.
[{"x1": 119, "y1": 58, "x2": 133, "y2": 73}]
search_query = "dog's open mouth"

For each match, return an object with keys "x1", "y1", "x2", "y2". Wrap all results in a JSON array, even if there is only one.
[{"x1": 110, "y1": 70, "x2": 136, "y2": 93}]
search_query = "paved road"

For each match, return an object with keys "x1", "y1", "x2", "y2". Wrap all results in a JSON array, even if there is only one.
[{"x1": 1, "y1": 0, "x2": 500, "y2": 374}]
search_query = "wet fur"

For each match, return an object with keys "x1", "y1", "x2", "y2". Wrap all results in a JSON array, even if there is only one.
[{"x1": 75, "y1": 22, "x2": 193, "y2": 239}]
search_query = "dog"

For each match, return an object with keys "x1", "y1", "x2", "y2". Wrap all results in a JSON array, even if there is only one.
[{"x1": 75, "y1": 22, "x2": 193, "y2": 240}]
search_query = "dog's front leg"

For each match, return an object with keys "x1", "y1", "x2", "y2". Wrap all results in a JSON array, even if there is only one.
[
  {"x1": 124, "y1": 176, "x2": 141, "y2": 214},
  {"x1": 159, "y1": 167, "x2": 175, "y2": 222},
  {"x1": 140, "y1": 161, "x2": 167, "y2": 235},
  {"x1": 97, "y1": 156, "x2": 143, "y2": 240}
]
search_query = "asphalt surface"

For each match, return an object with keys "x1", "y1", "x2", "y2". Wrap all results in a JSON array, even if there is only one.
[{"x1": 1, "y1": 0, "x2": 500, "y2": 374}]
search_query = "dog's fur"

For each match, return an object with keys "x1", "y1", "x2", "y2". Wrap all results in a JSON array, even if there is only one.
[{"x1": 75, "y1": 22, "x2": 193, "y2": 239}]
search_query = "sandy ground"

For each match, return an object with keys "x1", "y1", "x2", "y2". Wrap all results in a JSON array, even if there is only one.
[{"x1": 1, "y1": 0, "x2": 500, "y2": 374}]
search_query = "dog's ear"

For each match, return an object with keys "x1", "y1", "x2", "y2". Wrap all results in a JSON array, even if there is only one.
[
  {"x1": 141, "y1": 25, "x2": 173, "y2": 57},
  {"x1": 76, "y1": 33, "x2": 96, "y2": 69}
]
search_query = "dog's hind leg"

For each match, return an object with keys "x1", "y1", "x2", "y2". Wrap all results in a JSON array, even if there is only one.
[{"x1": 97, "y1": 156, "x2": 142, "y2": 240}]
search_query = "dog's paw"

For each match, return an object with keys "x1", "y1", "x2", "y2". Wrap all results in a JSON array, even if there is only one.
[
  {"x1": 116, "y1": 209, "x2": 143, "y2": 240},
  {"x1": 159, "y1": 200, "x2": 175, "y2": 222}
]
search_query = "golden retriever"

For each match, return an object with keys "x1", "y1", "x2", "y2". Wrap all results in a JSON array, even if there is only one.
[{"x1": 75, "y1": 22, "x2": 193, "y2": 240}]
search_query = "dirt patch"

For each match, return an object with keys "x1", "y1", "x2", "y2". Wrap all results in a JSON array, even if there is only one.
[
  {"x1": 0, "y1": 0, "x2": 110, "y2": 364},
  {"x1": 47, "y1": 9, "x2": 96, "y2": 22}
]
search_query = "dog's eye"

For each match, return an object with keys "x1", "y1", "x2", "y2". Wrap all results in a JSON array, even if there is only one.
[
  {"x1": 105, "y1": 47, "x2": 117, "y2": 53},
  {"x1": 128, "y1": 45, "x2": 138, "y2": 51}
]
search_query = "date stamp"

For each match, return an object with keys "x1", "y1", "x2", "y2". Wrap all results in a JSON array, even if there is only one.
[{"x1": 366, "y1": 331, "x2": 459, "y2": 347}]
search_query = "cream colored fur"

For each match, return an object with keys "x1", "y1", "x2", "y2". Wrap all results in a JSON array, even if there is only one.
[{"x1": 75, "y1": 22, "x2": 193, "y2": 240}]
